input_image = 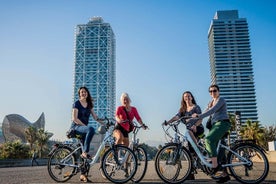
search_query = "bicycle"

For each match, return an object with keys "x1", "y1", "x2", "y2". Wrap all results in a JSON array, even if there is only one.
[
  {"x1": 129, "y1": 122, "x2": 148, "y2": 183},
  {"x1": 155, "y1": 116, "x2": 269, "y2": 184},
  {"x1": 47, "y1": 117, "x2": 138, "y2": 183},
  {"x1": 99, "y1": 121, "x2": 148, "y2": 183}
]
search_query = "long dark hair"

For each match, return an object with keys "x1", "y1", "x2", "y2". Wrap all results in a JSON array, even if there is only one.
[
  {"x1": 78, "y1": 86, "x2": 94, "y2": 109},
  {"x1": 179, "y1": 91, "x2": 197, "y2": 113}
]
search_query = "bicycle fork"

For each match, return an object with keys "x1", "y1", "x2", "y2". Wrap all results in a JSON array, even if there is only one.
[{"x1": 166, "y1": 144, "x2": 182, "y2": 165}]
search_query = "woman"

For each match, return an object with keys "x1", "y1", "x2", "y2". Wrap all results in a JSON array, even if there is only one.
[
  {"x1": 114, "y1": 92, "x2": 147, "y2": 146},
  {"x1": 195, "y1": 84, "x2": 231, "y2": 183},
  {"x1": 164, "y1": 91, "x2": 204, "y2": 142},
  {"x1": 71, "y1": 87, "x2": 104, "y2": 181},
  {"x1": 164, "y1": 91, "x2": 204, "y2": 180}
]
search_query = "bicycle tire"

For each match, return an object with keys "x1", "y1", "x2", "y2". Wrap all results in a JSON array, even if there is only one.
[
  {"x1": 227, "y1": 142, "x2": 269, "y2": 184},
  {"x1": 99, "y1": 146, "x2": 110, "y2": 180},
  {"x1": 155, "y1": 143, "x2": 192, "y2": 184},
  {"x1": 47, "y1": 146, "x2": 77, "y2": 182},
  {"x1": 132, "y1": 145, "x2": 148, "y2": 183},
  {"x1": 101, "y1": 145, "x2": 138, "y2": 183}
]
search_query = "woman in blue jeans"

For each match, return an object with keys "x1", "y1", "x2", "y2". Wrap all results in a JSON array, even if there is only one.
[{"x1": 71, "y1": 86, "x2": 104, "y2": 159}]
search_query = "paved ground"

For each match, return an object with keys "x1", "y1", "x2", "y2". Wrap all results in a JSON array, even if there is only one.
[{"x1": 0, "y1": 161, "x2": 275, "y2": 184}]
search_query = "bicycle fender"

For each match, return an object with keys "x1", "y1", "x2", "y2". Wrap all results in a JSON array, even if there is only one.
[
  {"x1": 47, "y1": 144, "x2": 73, "y2": 157},
  {"x1": 229, "y1": 142, "x2": 266, "y2": 154},
  {"x1": 164, "y1": 142, "x2": 179, "y2": 147},
  {"x1": 162, "y1": 143, "x2": 191, "y2": 154}
]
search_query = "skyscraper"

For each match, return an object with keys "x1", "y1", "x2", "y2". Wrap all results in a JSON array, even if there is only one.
[
  {"x1": 208, "y1": 10, "x2": 258, "y2": 123},
  {"x1": 73, "y1": 17, "x2": 116, "y2": 129}
]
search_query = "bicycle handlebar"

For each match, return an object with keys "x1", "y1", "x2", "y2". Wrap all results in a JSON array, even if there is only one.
[
  {"x1": 102, "y1": 117, "x2": 116, "y2": 129},
  {"x1": 131, "y1": 121, "x2": 149, "y2": 130},
  {"x1": 162, "y1": 116, "x2": 200, "y2": 141}
]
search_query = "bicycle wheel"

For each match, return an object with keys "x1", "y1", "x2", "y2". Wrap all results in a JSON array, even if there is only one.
[
  {"x1": 155, "y1": 144, "x2": 192, "y2": 184},
  {"x1": 99, "y1": 146, "x2": 110, "y2": 180},
  {"x1": 132, "y1": 145, "x2": 148, "y2": 183},
  {"x1": 227, "y1": 143, "x2": 269, "y2": 184},
  {"x1": 101, "y1": 145, "x2": 137, "y2": 183},
  {"x1": 47, "y1": 146, "x2": 77, "y2": 182}
]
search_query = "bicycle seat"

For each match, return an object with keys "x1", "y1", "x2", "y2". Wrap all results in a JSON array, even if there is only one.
[
  {"x1": 66, "y1": 128, "x2": 76, "y2": 138},
  {"x1": 66, "y1": 129, "x2": 84, "y2": 140},
  {"x1": 98, "y1": 125, "x2": 106, "y2": 134}
]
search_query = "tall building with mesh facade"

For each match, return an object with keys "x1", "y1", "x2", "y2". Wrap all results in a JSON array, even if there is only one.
[
  {"x1": 208, "y1": 10, "x2": 258, "y2": 124},
  {"x1": 73, "y1": 17, "x2": 116, "y2": 130}
]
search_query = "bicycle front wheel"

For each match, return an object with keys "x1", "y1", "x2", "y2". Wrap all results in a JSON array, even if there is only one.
[
  {"x1": 132, "y1": 145, "x2": 148, "y2": 183},
  {"x1": 101, "y1": 145, "x2": 137, "y2": 183},
  {"x1": 47, "y1": 146, "x2": 77, "y2": 182},
  {"x1": 155, "y1": 144, "x2": 192, "y2": 184},
  {"x1": 227, "y1": 143, "x2": 269, "y2": 184}
]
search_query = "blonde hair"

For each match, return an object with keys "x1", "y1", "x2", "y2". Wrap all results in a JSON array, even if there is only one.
[{"x1": 120, "y1": 92, "x2": 131, "y2": 104}]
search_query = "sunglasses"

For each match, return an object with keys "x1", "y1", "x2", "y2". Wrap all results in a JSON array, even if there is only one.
[{"x1": 209, "y1": 89, "x2": 218, "y2": 93}]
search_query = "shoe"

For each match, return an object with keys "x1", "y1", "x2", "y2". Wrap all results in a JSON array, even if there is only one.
[
  {"x1": 124, "y1": 168, "x2": 129, "y2": 177},
  {"x1": 187, "y1": 173, "x2": 195, "y2": 180},
  {"x1": 80, "y1": 174, "x2": 92, "y2": 183},
  {"x1": 81, "y1": 153, "x2": 91, "y2": 160},
  {"x1": 210, "y1": 165, "x2": 222, "y2": 175},
  {"x1": 216, "y1": 175, "x2": 230, "y2": 183},
  {"x1": 81, "y1": 152, "x2": 88, "y2": 158}
]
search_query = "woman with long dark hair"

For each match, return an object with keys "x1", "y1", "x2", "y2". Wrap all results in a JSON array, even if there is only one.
[
  {"x1": 70, "y1": 86, "x2": 104, "y2": 181},
  {"x1": 163, "y1": 91, "x2": 204, "y2": 180}
]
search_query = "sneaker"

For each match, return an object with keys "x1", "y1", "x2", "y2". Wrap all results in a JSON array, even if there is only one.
[
  {"x1": 80, "y1": 174, "x2": 92, "y2": 183},
  {"x1": 210, "y1": 165, "x2": 222, "y2": 175},
  {"x1": 187, "y1": 173, "x2": 195, "y2": 180},
  {"x1": 216, "y1": 175, "x2": 230, "y2": 183}
]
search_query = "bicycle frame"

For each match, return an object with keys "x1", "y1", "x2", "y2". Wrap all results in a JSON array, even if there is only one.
[
  {"x1": 165, "y1": 118, "x2": 252, "y2": 169},
  {"x1": 128, "y1": 122, "x2": 141, "y2": 150},
  {"x1": 54, "y1": 118, "x2": 131, "y2": 169}
]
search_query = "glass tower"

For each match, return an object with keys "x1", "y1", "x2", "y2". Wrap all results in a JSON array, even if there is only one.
[
  {"x1": 208, "y1": 10, "x2": 258, "y2": 123},
  {"x1": 73, "y1": 17, "x2": 116, "y2": 129}
]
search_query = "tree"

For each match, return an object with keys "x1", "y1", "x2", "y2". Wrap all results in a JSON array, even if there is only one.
[
  {"x1": 228, "y1": 113, "x2": 236, "y2": 131},
  {"x1": 25, "y1": 126, "x2": 37, "y2": 151},
  {"x1": 263, "y1": 125, "x2": 276, "y2": 151},
  {"x1": 36, "y1": 128, "x2": 51, "y2": 158},
  {"x1": 240, "y1": 120, "x2": 266, "y2": 149},
  {"x1": 0, "y1": 140, "x2": 30, "y2": 159},
  {"x1": 263, "y1": 125, "x2": 276, "y2": 141},
  {"x1": 140, "y1": 143, "x2": 158, "y2": 160}
]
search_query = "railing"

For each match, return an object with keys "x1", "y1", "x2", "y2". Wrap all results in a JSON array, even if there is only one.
[{"x1": 0, "y1": 158, "x2": 48, "y2": 168}]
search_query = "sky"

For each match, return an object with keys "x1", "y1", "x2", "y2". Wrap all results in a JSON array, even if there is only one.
[{"x1": 0, "y1": 0, "x2": 275, "y2": 147}]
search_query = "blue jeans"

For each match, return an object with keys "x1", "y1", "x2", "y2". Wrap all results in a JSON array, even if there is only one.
[{"x1": 72, "y1": 123, "x2": 95, "y2": 153}]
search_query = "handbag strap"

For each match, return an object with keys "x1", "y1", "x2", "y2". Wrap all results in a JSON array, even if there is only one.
[{"x1": 123, "y1": 107, "x2": 131, "y2": 123}]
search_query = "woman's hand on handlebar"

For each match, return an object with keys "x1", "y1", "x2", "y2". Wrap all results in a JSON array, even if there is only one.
[
  {"x1": 162, "y1": 120, "x2": 168, "y2": 126},
  {"x1": 142, "y1": 123, "x2": 148, "y2": 130},
  {"x1": 191, "y1": 113, "x2": 199, "y2": 118}
]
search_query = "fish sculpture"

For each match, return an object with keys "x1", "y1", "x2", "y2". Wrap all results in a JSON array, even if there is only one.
[{"x1": 2, "y1": 112, "x2": 52, "y2": 142}]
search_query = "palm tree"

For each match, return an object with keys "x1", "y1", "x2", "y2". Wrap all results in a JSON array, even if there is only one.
[
  {"x1": 36, "y1": 128, "x2": 51, "y2": 158},
  {"x1": 240, "y1": 120, "x2": 266, "y2": 149},
  {"x1": 263, "y1": 125, "x2": 276, "y2": 150},
  {"x1": 25, "y1": 126, "x2": 37, "y2": 151},
  {"x1": 263, "y1": 125, "x2": 276, "y2": 142}
]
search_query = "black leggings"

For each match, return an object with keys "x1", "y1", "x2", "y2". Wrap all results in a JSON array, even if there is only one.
[{"x1": 114, "y1": 123, "x2": 129, "y2": 138}]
